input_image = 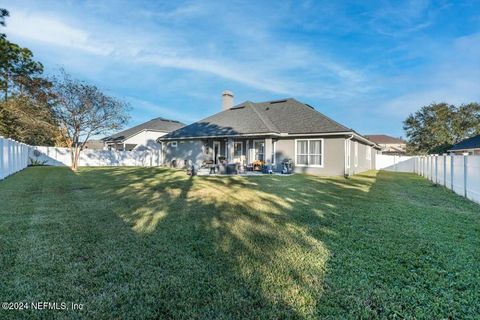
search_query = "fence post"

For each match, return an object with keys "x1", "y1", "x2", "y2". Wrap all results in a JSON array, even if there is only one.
[
  {"x1": 435, "y1": 155, "x2": 438, "y2": 184},
  {"x1": 464, "y1": 154, "x2": 468, "y2": 198},
  {"x1": 443, "y1": 154, "x2": 446, "y2": 187},
  {"x1": 430, "y1": 156, "x2": 434, "y2": 181},
  {"x1": 13, "y1": 141, "x2": 17, "y2": 173},
  {"x1": 0, "y1": 137, "x2": 4, "y2": 180},
  {"x1": 450, "y1": 154, "x2": 454, "y2": 190},
  {"x1": 7, "y1": 139, "x2": 13, "y2": 176}
]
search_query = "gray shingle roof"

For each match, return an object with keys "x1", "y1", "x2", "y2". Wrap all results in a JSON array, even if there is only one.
[
  {"x1": 160, "y1": 98, "x2": 352, "y2": 139},
  {"x1": 364, "y1": 135, "x2": 405, "y2": 144},
  {"x1": 449, "y1": 134, "x2": 480, "y2": 151},
  {"x1": 103, "y1": 117, "x2": 185, "y2": 142}
]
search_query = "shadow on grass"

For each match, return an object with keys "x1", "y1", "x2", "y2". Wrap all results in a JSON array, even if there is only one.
[
  {"x1": 71, "y1": 167, "x2": 380, "y2": 318},
  {"x1": 5, "y1": 167, "x2": 478, "y2": 318}
]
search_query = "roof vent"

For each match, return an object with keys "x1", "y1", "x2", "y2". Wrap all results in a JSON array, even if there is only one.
[
  {"x1": 230, "y1": 106, "x2": 245, "y2": 110},
  {"x1": 305, "y1": 104, "x2": 315, "y2": 109},
  {"x1": 270, "y1": 99, "x2": 287, "y2": 104}
]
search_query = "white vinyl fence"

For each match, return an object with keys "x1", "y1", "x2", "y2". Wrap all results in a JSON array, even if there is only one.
[
  {"x1": 416, "y1": 155, "x2": 480, "y2": 204},
  {"x1": 375, "y1": 154, "x2": 416, "y2": 173},
  {"x1": 0, "y1": 136, "x2": 31, "y2": 180},
  {"x1": 30, "y1": 146, "x2": 162, "y2": 167},
  {"x1": 1, "y1": 137, "x2": 164, "y2": 181},
  {"x1": 377, "y1": 154, "x2": 480, "y2": 205}
]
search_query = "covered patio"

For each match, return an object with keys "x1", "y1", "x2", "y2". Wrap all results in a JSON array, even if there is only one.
[{"x1": 198, "y1": 137, "x2": 278, "y2": 174}]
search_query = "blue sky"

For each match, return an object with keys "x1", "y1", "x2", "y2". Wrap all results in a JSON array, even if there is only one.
[{"x1": 1, "y1": 0, "x2": 480, "y2": 138}]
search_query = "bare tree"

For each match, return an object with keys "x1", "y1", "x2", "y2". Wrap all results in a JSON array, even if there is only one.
[{"x1": 53, "y1": 70, "x2": 129, "y2": 170}]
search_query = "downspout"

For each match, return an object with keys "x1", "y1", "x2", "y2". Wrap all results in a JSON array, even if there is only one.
[{"x1": 344, "y1": 134, "x2": 354, "y2": 178}]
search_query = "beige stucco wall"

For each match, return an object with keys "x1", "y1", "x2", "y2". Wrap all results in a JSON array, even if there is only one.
[
  {"x1": 275, "y1": 137, "x2": 346, "y2": 176},
  {"x1": 162, "y1": 135, "x2": 377, "y2": 176},
  {"x1": 162, "y1": 140, "x2": 205, "y2": 167},
  {"x1": 346, "y1": 139, "x2": 375, "y2": 175}
]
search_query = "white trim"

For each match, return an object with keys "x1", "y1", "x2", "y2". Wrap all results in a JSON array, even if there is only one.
[
  {"x1": 448, "y1": 147, "x2": 480, "y2": 152},
  {"x1": 160, "y1": 131, "x2": 378, "y2": 147},
  {"x1": 294, "y1": 138, "x2": 324, "y2": 168},
  {"x1": 105, "y1": 128, "x2": 171, "y2": 143},
  {"x1": 161, "y1": 132, "x2": 280, "y2": 140},
  {"x1": 272, "y1": 140, "x2": 276, "y2": 164},
  {"x1": 354, "y1": 141, "x2": 358, "y2": 167},
  {"x1": 345, "y1": 138, "x2": 351, "y2": 170}
]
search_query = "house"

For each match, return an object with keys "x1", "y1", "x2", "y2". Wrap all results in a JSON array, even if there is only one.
[
  {"x1": 103, "y1": 117, "x2": 185, "y2": 151},
  {"x1": 365, "y1": 135, "x2": 406, "y2": 155},
  {"x1": 158, "y1": 91, "x2": 379, "y2": 176},
  {"x1": 448, "y1": 134, "x2": 480, "y2": 155},
  {"x1": 82, "y1": 140, "x2": 105, "y2": 150}
]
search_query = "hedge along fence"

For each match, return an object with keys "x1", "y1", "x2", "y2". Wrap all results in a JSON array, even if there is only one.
[
  {"x1": 29, "y1": 146, "x2": 163, "y2": 167},
  {"x1": 0, "y1": 136, "x2": 31, "y2": 180}
]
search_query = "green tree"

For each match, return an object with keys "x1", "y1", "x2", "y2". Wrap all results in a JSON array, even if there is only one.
[
  {"x1": 0, "y1": 77, "x2": 63, "y2": 145},
  {"x1": 0, "y1": 38, "x2": 44, "y2": 100},
  {"x1": 0, "y1": 8, "x2": 62, "y2": 145},
  {"x1": 403, "y1": 102, "x2": 480, "y2": 154},
  {"x1": 0, "y1": 8, "x2": 8, "y2": 39}
]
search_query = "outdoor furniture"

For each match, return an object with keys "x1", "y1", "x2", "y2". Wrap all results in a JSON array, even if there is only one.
[
  {"x1": 252, "y1": 160, "x2": 264, "y2": 171},
  {"x1": 281, "y1": 159, "x2": 293, "y2": 174},
  {"x1": 218, "y1": 161, "x2": 227, "y2": 174},
  {"x1": 262, "y1": 164, "x2": 273, "y2": 174},
  {"x1": 226, "y1": 163, "x2": 238, "y2": 174}
]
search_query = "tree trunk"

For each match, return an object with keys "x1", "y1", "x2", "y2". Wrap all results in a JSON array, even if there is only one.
[{"x1": 71, "y1": 147, "x2": 81, "y2": 171}]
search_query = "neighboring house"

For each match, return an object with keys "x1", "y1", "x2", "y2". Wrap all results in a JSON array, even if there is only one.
[
  {"x1": 365, "y1": 135, "x2": 406, "y2": 155},
  {"x1": 159, "y1": 92, "x2": 379, "y2": 176},
  {"x1": 103, "y1": 117, "x2": 185, "y2": 151},
  {"x1": 82, "y1": 140, "x2": 105, "y2": 150},
  {"x1": 448, "y1": 134, "x2": 480, "y2": 155}
]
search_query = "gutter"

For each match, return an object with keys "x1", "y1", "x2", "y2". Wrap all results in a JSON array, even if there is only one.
[
  {"x1": 158, "y1": 131, "x2": 359, "y2": 141},
  {"x1": 345, "y1": 134, "x2": 354, "y2": 177}
]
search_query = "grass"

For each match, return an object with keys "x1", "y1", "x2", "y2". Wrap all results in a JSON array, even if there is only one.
[{"x1": 0, "y1": 167, "x2": 479, "y2": 319}]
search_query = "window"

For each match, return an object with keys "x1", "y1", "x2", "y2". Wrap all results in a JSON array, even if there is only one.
[
  {"x1": 170, "y1": 141, "x2": 177, "y2": 148},
  {"x1": 354, "y1": 142, "x2": 358, "y2": 167},
  {"x1": 366, "y1": 146, "x2": 371, "y2": 160},
  {"x1": 234, "y1": 142, "x2": 242, "y2": 157},
  {"x1": 253, "y1": 140, "x2": 264, "y2": 161},
  {"x1": 295, "y1": 139, "x2": 323, "y2": 167}
]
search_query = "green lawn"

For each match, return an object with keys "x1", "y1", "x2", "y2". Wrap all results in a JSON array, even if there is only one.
[{"x1": 0, "y1": 167, "x2": 479, "y2": 319}]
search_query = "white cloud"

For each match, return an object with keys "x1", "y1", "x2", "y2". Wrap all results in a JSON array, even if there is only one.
[
  {"x1": 368, "y1": 0, "x2": 435, "y2": 36},
  {"x1": 7, "y1": 10, "x2": 113, "y2": 55},
  {"x1": 4, "y1": 7, "x2": 368, "y2": 98}
]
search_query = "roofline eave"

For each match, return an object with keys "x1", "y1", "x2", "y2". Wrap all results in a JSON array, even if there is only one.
[{"x1": 158, "y1": 130, "x2": 380, "y2": 145}]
